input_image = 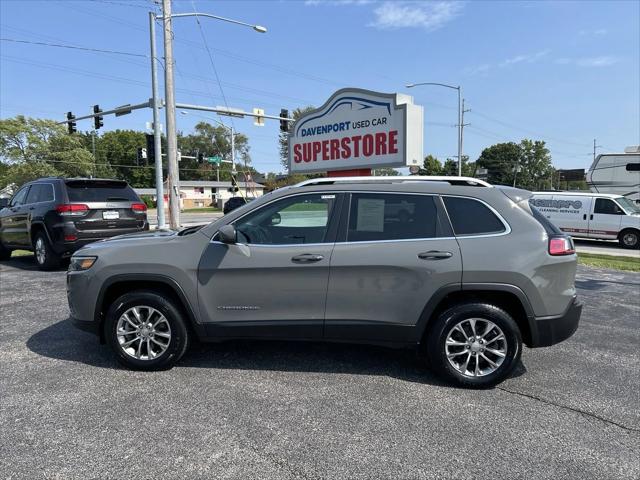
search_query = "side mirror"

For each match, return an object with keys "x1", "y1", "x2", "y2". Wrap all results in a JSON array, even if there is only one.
[
  {"x1": 217, "y1": 224, "x2": 237, "y2": 244},
  {"x1": 0, "y1": 198, "x2": 8, "y2": 209},
  {"x1": 270, "y1": 212, "x2": 281, "y2": 226}
]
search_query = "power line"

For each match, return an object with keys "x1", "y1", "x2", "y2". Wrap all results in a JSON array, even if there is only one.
[{"x1": 0, "y1": 38, "x2": 148, "y2": 58}]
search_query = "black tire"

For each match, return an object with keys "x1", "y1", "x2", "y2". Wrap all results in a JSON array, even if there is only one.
[
  {"x1": 425, "y1": 303, "x2": 522, "y2": 388},
  {"x1": 619, "y1": 229, "x2": 640, "y2": 249},
  {"x1": 0, "y1": 241, "x2": 11, "y2": 260},
  {"x1": 104, "y1": 290, "x2": 190, "y2": 371},
  {"x1": 33, "y1": 231, "x2": 61, "y2": 270}
]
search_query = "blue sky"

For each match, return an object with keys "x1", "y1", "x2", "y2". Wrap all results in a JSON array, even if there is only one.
[{"x1": 1, "y1": 0, "x2": 638, "y2": 174}]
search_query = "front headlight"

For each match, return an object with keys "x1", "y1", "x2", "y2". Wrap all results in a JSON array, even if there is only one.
[{"x1": 69, "y1": 256, "x2": 97, "y2": 271}]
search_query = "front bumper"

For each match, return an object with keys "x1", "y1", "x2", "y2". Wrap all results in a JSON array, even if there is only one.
[
  {"x1": 530, "y1": 297, "x2": 582, "y2": 347},
  {"x1": 67, "y1": 270, "x2": 100, "y2": 338}
]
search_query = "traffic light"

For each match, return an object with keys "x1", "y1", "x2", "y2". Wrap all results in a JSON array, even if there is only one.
[
  {"x1": 196, "y1": 150, "x2": 204, "y2": 163},
  {"x1": 228, "y1": 175, "x2": 239, "y2": 193},
  {"x1": 145, "y1": 133, "x2": 155, "y2": 163},
  {"x1": 93, "y1": 105, "x2": 104, "y2": 129},
  {"x1": 280, "y1": 109, "x2": 289, "y2": 133},
  {"x1": 66, "y1": 112, "x2": 77, "y2": 134}
]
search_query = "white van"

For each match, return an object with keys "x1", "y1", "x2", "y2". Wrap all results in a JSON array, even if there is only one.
[{"x1": 530, "y1": 192, "x2": 640, "y2": 249}]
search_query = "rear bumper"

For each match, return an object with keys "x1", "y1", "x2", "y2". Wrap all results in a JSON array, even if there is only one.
[
  {"x1": 529, "y1": 297, "x2": 582, "y2": 347},
  {"x1": 52, "y1": 223, "x2": 149, "y2": 255}
]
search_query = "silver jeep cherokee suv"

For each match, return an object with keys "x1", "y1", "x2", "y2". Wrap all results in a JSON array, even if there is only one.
[{"x1": 68, "y1": 176, "x2": 582, "y2": 387}]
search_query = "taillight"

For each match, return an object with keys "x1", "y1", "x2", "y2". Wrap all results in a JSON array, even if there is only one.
[
  {"x1": 131, "y1": 203, "x2": 147, "y2": 212},
  {"x1": 56, "y1": 204, "x2": 89, "y2": 216},
  {"x1": 549, "y1": 236, "x2": 575, "y2": 256}
]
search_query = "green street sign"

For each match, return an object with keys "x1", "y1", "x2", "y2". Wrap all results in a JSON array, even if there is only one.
[{"x1": 207, "y1": 156, "x2": 222, "y2": 165}]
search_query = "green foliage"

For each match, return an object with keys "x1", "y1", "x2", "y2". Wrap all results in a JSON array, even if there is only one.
[
  {"x1": 0, "y1": 116, "x2": 94, "y2": 187},
  {"x1": 139, "y1": 195, "x2": 156, "y2": 208},
  {"x1": 476, "y1": 140, "x2": 554, "y2": 189},
  {"x1": 416, "y1": 155, "x2": 442, "y2": 175},
  {"x1": 373, "y1": 167, "x2": 399, "y2": 176},
  {"x1": 415, "y1": 154, "x2": 475, "y2": 177},
  {"x1": 280, "y1": 106, "x2": 316, "y2": 170}
]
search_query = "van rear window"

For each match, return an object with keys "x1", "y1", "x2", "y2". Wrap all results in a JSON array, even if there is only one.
[{"x1": 66, "y1": 181, "x2": 139, "y2": 202}]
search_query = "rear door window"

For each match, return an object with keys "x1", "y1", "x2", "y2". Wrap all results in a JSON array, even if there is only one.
[
  {"x1": 347, "y1": 193, "x2": 439, "y2": 242},
  {"x1": 65, "y1": 181, "x2": 138, "y2": 203},
  {"x1": 25, "y1": 184, "x2": 54, "y2": 204},
  {"x1": 443, "y1": 196, "x2": 506, "y2": 236}
]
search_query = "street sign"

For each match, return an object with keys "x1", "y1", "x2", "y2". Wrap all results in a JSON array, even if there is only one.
[
  {"x1": 216, "y1": 106, "x2": 244, "y2": 118},
  {"x1": 207, "y1": 156, "x2": 222, "y2": 165},
  {"x1": 288, "y1": 88, "x2": 423, "y2": 174},
  {"x1": 253, "y1": 108, "x2": 265, "y2": 127},
  {"x1": 557, "y1": 169, "x2": 585, "y2": 181},
  {"x1": 114, "y1": 104, "x2": 132, "y2": 117}
]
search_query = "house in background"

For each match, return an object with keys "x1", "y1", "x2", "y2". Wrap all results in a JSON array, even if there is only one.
[{"x1": 134, "y1": 180, "x2": 265, "y2": 209}]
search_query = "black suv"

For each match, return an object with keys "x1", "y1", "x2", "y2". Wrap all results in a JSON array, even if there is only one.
[
  {"x1": 0, "y1": 177, "x2": 148, "y2": 269},
  {"x1": 223, "y1": 196, "x2": 248, "y2": 214}
]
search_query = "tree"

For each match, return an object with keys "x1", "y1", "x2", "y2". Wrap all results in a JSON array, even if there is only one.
[
  {"x1": 279, "y1": 106, "x2": 315, "y2": 170},
  {"x1": 476, "y1": 140, "x2": 553, "y2": 188},
  {"x1": 476, "y1": 142, "x2": 522, "y2": 185},
  {"x1": 416, "y1": 154, "x2": 442, "y2": 175},
  {"x1": 178, "y1": 121, "x2": 251, "y2": 182},
  {"x1": 442, "y1": 155, "x2": 475, "y2": 177},
  {"x1": 0, "y1": 116, "x2": 94, "y2": 187}
]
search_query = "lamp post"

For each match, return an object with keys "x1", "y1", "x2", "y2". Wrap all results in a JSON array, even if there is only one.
[
  {"x1": 406, "y1": 82, "x2": 463, "y2": 176},
  {"x1": 153, "y1": 2, "x2": 266, "y2": 229}
]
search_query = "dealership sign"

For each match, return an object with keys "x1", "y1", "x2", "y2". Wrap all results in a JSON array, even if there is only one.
[{"x1": 288, "y1": 88, "x2": 423, "y2": 173}]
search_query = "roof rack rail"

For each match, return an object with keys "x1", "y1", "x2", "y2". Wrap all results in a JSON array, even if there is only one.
[{"x1": 294, "y1": 176, "x2": 492, "y2": 188}]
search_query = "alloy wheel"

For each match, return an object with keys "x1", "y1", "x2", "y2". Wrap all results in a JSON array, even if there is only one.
[
  {"x1": 445, "y1": 318, "x2": 507, "y2": 377},
  {"x1": 35, "y1": 237, "x2": 46, "y2": 265},
  {"x1": 116, "y1": 306, "x2": 172, "y2": 361}
]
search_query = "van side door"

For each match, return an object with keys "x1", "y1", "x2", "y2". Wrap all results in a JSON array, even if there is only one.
[{"x1": 589, "y1": 198, "x2": 624, "y2": 239}]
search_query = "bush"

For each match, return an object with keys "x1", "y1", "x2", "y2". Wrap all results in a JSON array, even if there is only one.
[{"x1": 140, "y1": 195, "x2": 156, "y2": 208}]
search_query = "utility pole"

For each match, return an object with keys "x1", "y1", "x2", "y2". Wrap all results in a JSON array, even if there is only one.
[
  {"x1": 456, "y1": 86, "x2": 462, "y2": 176},
  {"x1": 231, "y1": 125, "x2": 235, "y2": 173},
  {"x1": 162, "y1": 0, "x2": 180, "y2": 229},
  {"x1": 593, "y1": 138, "x2": 602, "y2": 163},
  {"x1": 149, "y1": 11, "x2": 166, "y2": 228},
  {"x1": 460, "y1": 98, "x2": 470, "y2": 176}
]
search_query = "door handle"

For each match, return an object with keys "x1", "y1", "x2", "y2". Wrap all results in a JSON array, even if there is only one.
[
  {"x1": 418, "y1": 250, "x2": 453, "y2": 260},
  {"x1": 583, "y1": 214, "x2": 587, "y2": 220},
  {"x1": 29, "y1": 207, "x2": 35, "y2": 211},
  {"x1": 291, "y1": 254, "x2": 324, "y2": 264},
  {"x1": 590, "y1": 214, "x2": 594, "y2": 220}
]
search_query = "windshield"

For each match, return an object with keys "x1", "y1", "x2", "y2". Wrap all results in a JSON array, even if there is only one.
[{"x1": 616, "y1": 197, "x2": 640, "y2": 214}]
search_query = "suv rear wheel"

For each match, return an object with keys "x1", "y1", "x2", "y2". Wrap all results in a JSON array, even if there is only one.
[
  {"x1": 33, "y1": 231, "x2": 61, "y2": 270},
  {"x1": 105, "y1": 291, "x2": 190, "y2": 371},
  {"x1": 426, "y1": 303, "x2": 522, "y2": 388}
]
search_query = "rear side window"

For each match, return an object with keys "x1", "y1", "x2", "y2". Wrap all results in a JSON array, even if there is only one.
[
  {"x1": 347, "y1": 193, "x2": 439, "y2": 242},
  {"x1": 25, "y1": 184, "x2": 54, "y2": 204},
  {"x1": 443, "y1": 196, "x2": 506, "y2": 236},
  {"x1": 66, "y1": 181, "x2": 138, "y2": 202},
  {"x1": 626, "y1": 163, "x2": 640, "y2": 172},
  {"x1": 530, "y1": 205, "x2": 563, "y2": 235}
]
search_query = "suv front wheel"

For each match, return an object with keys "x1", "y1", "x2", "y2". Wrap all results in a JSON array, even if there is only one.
[
  {"x1": 426, "y1": 303, "x2": 522, "y2": 388},
  {"x1": 105, "y1": 291, "x2": 190, "y2": 371}
]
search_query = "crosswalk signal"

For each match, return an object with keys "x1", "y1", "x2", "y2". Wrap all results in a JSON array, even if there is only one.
[
  {"x1": 93, "y1": 105, "x2": 104, "y2": 129},
  {"x1": 136, "y1": 148, "x2": 147, "y2": 166},
  {"x1": 280, "y1": 109, "x2": 289, "y2": 133},
  {"x1": 66, "y1": 112, "x2": 77, "y2": 134}
]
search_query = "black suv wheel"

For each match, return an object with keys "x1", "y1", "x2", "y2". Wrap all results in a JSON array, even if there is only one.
[
  {"x1": 105, "y1": 291, "x2": 190, "y2": 371},
  {"x1": 33, "y1": 231, "x2": 61, "y2": 270},
  {"x1": 426, "y1": 303, "x2": 522, "y2": 388}
]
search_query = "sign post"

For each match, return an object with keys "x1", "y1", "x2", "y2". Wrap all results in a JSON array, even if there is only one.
[{"x1": 288, "y1": 88, "x2": 423, "y2": 176}]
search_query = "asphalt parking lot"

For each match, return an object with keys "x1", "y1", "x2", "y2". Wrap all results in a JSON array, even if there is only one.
[{"x1": 1, "y1": 257, "x2": 638, "y2": 479}]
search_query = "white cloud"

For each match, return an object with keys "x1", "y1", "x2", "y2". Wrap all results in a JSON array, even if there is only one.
[
  {"x1": 555, "y1": 56, "x2": 620, "y2": 67},
  {"x1": 305, "y1": 0, "x2": 374, "y2": 4},
  {"x1": 500, "y1": 49, "x2": 550, "y2": 67},
  {"x1": 369, "y1": 1, "x2": 463, "y2": 30},
  {"x1": 464, "y1": 63, "x2": 491, "y2": 76},
  {"x1": 579, "y1": 28, "x2": 607, "y2": 36}
]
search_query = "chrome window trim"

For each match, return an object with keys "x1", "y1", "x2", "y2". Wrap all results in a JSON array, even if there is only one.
[
  {"x1": 441, "y1": 194, "x2": 512, "y2": 238},
  {"x1": 210, "y1": 189, "x2": 512, "y2": 246}
]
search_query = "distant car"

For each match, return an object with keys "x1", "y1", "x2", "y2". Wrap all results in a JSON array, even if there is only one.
[
  {"x1": 223, "y1": 196, "x2": 248, "y2": 214},
  {"x1": 0, "y1": 177, "x2": 149, "y2": 269}
]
